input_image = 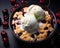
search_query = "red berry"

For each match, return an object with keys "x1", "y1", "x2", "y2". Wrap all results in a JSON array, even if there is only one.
[
  {"x1": 2, "y1": 38, "x2": 9, "y2": 43},
  {"x1": 39, "y1": 0, "x2": 45, "y2": 3},
  {"x1": 2, "y1": 21, "x2": 8, "y2": 25},
  {"x1": 56, "y1": 12, "x2": 60, "y2": 18},
  {"x1": 3, "y1": 15, "x2": 9, "y2": 21},
  {"x1": 2, "y1": 9, "x2": 8, "y2": 15},
  {"x1": 2, "y1": 38, "x2": 9, "y2": 47},
  {"x1": 2, "y1": 9, "x2": 8, "y2": 13},
  {"x1": 10, "y1": 0, "x2": 17, "y2": 6},
  {"x1": 1, "y1": 31, "x2": 7, "y2": 37},
  {"x1": 57, "y1": 19, "x2": 60, "y2": 24},
  {"x1": 21, "y1": 0, "x2": 25, "y2": 4},
  {"x1": 2, "y1": 21, "x2": 9, "y2": 28},
  {"x1": 14, "y1": 3, "x2": 19, "y2": 8},
  {"x1": 10, "y1": 7, "x2": 15, "y2": 13}
]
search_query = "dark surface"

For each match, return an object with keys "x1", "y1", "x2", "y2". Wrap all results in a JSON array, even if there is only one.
[{"x1": 0, "y1": 0, "x2": 60, "y2": 48}]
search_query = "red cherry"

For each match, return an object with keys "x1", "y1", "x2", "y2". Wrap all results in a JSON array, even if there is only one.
[
  {"x1": 56, "y1": 12, "x2": 60, "y2": 18},
  {"x1": 2, "y1": 38, "x2": 9, "y2": 43},
  {"x1": 21, "y1": 0, "x2": 25, "y2": 4},
  {"x1": 4, "y1": 15, "x2": 9, "y2": 21},
  {"x1": 14, "y1": 3, "x2": 19, "y2": 8},
  {"x1": 10, "y1": 0, "x2": 17, "y2": 6},
  {"x1": 2, "y1": 9, "x2": 8, "y2": 15},
  {"x1": 10, "y1": 7, "x2": 15, "y2": 13},
  {"x1": 10, "y1": 8, "x2": 13, "y2": 13},
  {"x1": 2, "y1": 9, "x2": 8, "y2": 13},
  {"x1": 57, "y1": 19, "x2": 60, "y2": 24},
  {"x1": 2, "y1": 38, "x2": 9, "y2": 47},
  {"x1": 39, "y1": 0, "x2": 45, "y2": 3},
  {"x1": 10, "y1": 0, "x2": 16, "y2": 3},
  {"x1": 2, "y1": 21, "x2": 9, "y2": 28},
  {"x1": 1, "y1": 31, "x2": 7, "y2": 36},
  {"x1": 2, "y1": 21, "x2": 8, "y2": 25},
  {"x1": 4, "y1": 15, "x2": 9, "y2": 18}
]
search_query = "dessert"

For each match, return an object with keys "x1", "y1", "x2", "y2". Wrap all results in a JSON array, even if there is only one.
[{"x1": 11, "y1": 5, "x2": 54, "y2": 42}]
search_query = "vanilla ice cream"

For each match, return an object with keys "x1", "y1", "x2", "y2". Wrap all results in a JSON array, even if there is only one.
[
  {"x1": 27, "y1": 5, "x2": 45, "y2": 20},
  {"x1": 20, "y1": 5, "x2": 45, "y2": 33},
  {"x1": 20, "y1": 14, "x2": 38, "y2": 33}
]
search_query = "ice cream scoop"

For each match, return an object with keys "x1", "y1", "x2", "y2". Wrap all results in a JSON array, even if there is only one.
[
  {"x1": 20, "y1": 14, "x2": 39, "y2": 33},
  {"x1": 27, "y1": 5, "x2": 45, "y2": 20},
  {"x1": 20, "y1": 5, "x2": 45, "y2": 33}
]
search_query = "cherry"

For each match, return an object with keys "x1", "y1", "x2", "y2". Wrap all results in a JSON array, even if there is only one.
[
  {"x1": 2, "y1": 21, "x2": 9, "y2": 28},
  {"x1": 10, "y1": 0, "x2": 17, "y2": 6},
  {"x1": 4, "y1": 15, "x2": 8, "y2": 18},
  {"x1": 21, "y1": 0, "x2": 25, "y2": 4},
  {"x1": 2, "y1": 38, "x2": 9, "y2": 47},
  {"x1": 2, "y1": 9, "x2": 8, "y2": 15},
  {"x1": 10, "y1": 7, "x2": 15, "y2": 13},
  {"x1": 2, "y1": 21, "x2": 8, "y2": 25},
  {"x1": 2, "y1": 9, "x2": 9, "y2": 21},
  {"x1": 3, "y1": 15, "x2": 9, "y2": 21},
  {"x1": 14, "y1": 3, "x2": 19, "y2": 8},
  {"x1": 1, "y1": 31, "x2": 7, "y2": 38},
  {"x1": 39, "y1": 0, "x2": 45, "y2": 3},
  {"x1": 2, "y1": 38, "x2": 8, "y2": 43},
  {"x1": 56, "y1": 12, "x2": 60, "y2": 18}
]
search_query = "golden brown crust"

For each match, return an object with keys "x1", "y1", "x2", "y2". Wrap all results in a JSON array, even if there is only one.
[
  {"x1": 13, "y1": 12, "x2": 23, "y2": 19},
  {"x1": 49, "y1": 27, "x2": 54, "y2": 32},
  {"x1": 44, "y1": 11, "x2": 51, "y2": 21},
  {"x1": 45, "y1": 15, "x2": 51, "y2": 21},
  {"x1": 12, "y1": 8, "x2": 54, "y2": 42},
  {"x1": 37, "y1": 32, "x2": 48, "y2": 41},
  {"x1": 47, "y1": 23, "x2": 51, "y2": 28},
  {"x1": 14, "y1": 28, "x2": 24, "y2": 34},
  {"x1": 20, "y1": 31, "x2": 34, "y2": 41}
]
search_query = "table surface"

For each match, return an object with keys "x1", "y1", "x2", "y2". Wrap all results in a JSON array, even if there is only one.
[{"x1": 0, "y1": 0, "x2": 60, "y2": 48}]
